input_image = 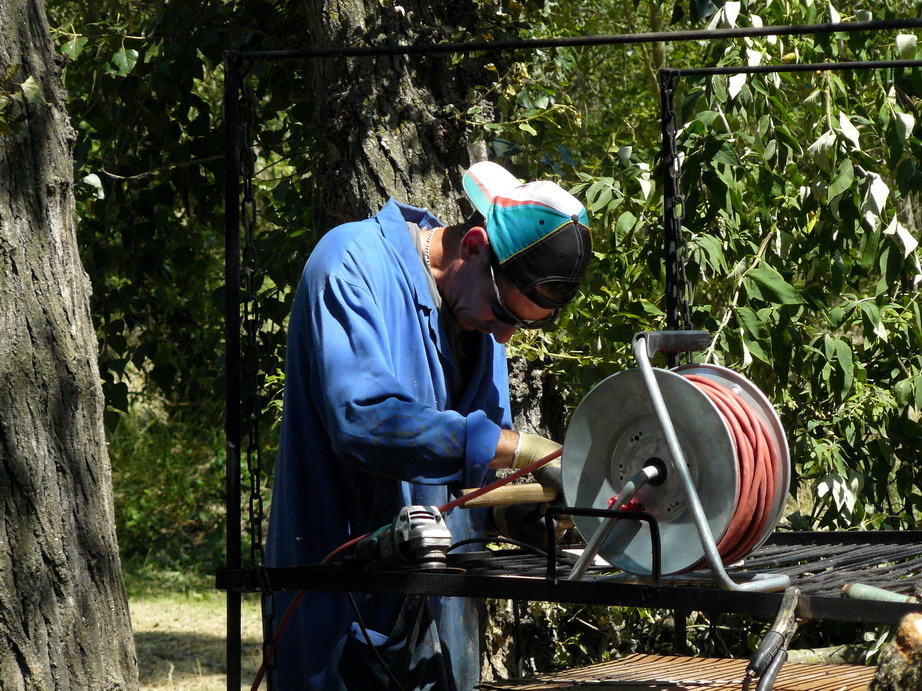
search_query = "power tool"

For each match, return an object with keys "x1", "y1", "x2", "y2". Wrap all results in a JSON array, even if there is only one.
[{"x1": 346, "y1": 505, "x2": 452, "y2": 571}]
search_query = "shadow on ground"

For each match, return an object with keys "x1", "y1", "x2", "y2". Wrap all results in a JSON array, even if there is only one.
[
  {"x1": 136, "y1": 631, "x2": 262, "y2": 687},
  {"x1": 131, "y1": 593, "x2": 263, "y2": 690}
]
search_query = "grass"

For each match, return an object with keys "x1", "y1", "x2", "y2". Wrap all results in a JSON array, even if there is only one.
[{"x1": 127, "y1": 567, "x2": 263, "y2": 691}]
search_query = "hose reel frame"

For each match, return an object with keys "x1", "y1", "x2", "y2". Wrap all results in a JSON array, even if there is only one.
[{"x1": 563, "y1": 332, "x2": 791, "y2": 590}]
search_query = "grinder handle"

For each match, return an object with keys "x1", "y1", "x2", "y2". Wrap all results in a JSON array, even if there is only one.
[
  {"x1": 459, "y1": 484, "x2": 557, "y2": 508},
  {"x1": 634, "y1": 330, "x2": 710, "y2": 357}
]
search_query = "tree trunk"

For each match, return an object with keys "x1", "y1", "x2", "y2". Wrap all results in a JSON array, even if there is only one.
[
  {"x1": 0, "y1": 0, "x2": 138, "y2": 688},
  {"x1": 303, "y1": 0, "x2": 492, "y2": 228}
]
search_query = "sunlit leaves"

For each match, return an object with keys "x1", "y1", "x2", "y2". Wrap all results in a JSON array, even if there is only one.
[{"x1": 667, "y1": 1, "x2": 922, "y2": 531}]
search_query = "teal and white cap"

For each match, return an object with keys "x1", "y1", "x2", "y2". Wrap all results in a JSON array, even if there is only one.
[{"x1": 462, "y1": 161, "x2": 591, "y2": 309}]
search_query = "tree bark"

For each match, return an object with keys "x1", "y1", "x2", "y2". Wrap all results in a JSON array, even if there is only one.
[
  {"x1": 303, "y1": 0, "x2": 492, "y2": 228},
  {"x1": 0, "y1": 0, "x2": 138, "y2": 688}
]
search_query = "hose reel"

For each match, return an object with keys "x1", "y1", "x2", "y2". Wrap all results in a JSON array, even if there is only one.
[{"x1": 562, "y1": 332, "x2": 791, "y2": 590}]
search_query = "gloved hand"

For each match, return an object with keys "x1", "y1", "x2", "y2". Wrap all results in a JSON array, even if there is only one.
[
  {"x1": 513, "y1": 433, "x2": 562, "y2": 492},
  {"x1": 513, "y1": 433, "x2": 561, "y2": 470},
  {"x1": 492, "y1": 433, "x2": 571, "y2": 547}
]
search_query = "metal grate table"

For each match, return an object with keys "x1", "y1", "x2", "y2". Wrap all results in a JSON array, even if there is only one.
[{"x1": 220, "y1": 531, "x2": 922, "y2": 626}]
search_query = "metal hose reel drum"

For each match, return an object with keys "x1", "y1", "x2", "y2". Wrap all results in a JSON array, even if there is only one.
[{"x1": 562, "y1": 351, "x2": 790, "y2": 578}]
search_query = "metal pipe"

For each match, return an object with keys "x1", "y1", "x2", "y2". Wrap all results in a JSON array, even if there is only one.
[
  {"x1": 231, "y1": 19, "x2": 922, "y2": 61},
  {"x1": 677, "y1": 57, "x2": 922, "y2": 77},
  {"x1": 568, "y1": 465, "x2": 661, "y2": 581},
  {"x1": 223, "y1": 50, "x2": 243, "y2": 691}
]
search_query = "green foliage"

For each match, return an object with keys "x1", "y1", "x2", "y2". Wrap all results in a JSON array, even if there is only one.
[
  {"x1": 0, "y1": 64, "x2": 46, "y2": 142},
  {"x1": 47, "y1": 0, "x2": 316, "y2": 429},
  {"x1": 671, "y1": 9, "x2": 922, "y2": 531},
  {"x1": 108, "y1": 398, "x2": 227, "y2": 576},
  {"x1": 478, "y1": 0, "x2": 922, "y2": 532}
]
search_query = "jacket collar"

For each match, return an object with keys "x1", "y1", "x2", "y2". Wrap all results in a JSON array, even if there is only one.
[{"x1": 376, "y1": 198, "x2": 443, "y2": 309}]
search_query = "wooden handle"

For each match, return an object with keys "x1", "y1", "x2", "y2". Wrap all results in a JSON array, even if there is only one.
[{"x1": 459, "y1": 484, "x2": 557, "y2": 508}]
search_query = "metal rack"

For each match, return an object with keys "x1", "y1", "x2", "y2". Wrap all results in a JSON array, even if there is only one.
[
  {"x1": 219, "y1": 21, "x2": 922, "y2": 690},
  {"x1": 218, "y1": 531, "x2": 922, "y2": 628}
]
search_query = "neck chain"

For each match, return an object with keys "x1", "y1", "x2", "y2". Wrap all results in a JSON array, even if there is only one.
[{"x1": 424, "y1": 229, "x2": 435, "y2": 273}]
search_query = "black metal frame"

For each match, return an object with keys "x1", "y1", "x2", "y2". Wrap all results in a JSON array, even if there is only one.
[{"x1": 220, "y1": 20, "x2": 922, "y2": 689}]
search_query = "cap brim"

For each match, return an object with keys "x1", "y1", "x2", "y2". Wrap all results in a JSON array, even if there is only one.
[{"x1": 462, "y1": 161, "x2": 521, "y2": 217}]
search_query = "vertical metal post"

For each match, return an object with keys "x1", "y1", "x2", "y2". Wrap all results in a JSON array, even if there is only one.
[
  {"x1": 673, "y1": 609, "x2": 689, "y2": 655},
  {"x1": 224, "y1": 50, "x2": 243, "y2": 691},
  {"x1": 659, "y1": 68, "x2": 681, "y2": 344}
]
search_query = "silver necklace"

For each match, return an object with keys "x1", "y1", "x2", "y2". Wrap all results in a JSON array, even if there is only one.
[{"x1": 424, "y1": 229, "x2": 434, "y2": 273}]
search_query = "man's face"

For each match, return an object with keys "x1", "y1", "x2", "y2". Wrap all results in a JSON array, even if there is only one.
[{"x1": 448, "y1": 257, "x2": 555, "y2": 345}]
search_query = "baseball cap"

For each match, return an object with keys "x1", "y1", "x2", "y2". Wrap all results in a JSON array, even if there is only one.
[{"x1": 462, "y1": 161, "x2": 591, "y2": 309}]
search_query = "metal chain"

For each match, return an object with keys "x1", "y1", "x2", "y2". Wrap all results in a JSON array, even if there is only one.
[
  {"x1": 660, "y1": 70, "x2": 694, "y2": 363},
  {"x1": 239, "y1": 66, "x2": 278, "y2": 685}
]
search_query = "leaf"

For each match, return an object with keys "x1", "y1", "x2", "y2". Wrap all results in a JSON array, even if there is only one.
[
  {"x1": 19, "y1": 76, "x2": 45, "y2": 104},
  {"x1": 697, "y1": 111, "x2": 720, "y2": 127},
  {"x1": 61, "y1": 36, "x2": 89, "y2": 61},
  {"x1": 737, "y1": 307, "x2": 771, "y2": 364},
  {"x1": 896, "y1": 34, "x2": 917, "y2": 59},
  {"x1": 866, "y1": 173, "x2": 889, "y2": 214},
  {"x1": 837, "y1": 112, "x2": 861, "y2": 150},
  {"x1": 706, "y1": 1, "x2": 740, "y2": 29},
  {"x1": 894, "y1": 379, "x2": 912, "y2": 407},
  {"x1": 894, "y1": 112, "x2": 915, "y2": 142},
  {"x1": 806, "y1": 131, "x2": 836, "y2": 173},
  {"x1": 883, "y1": 216, "x2": 919, "y2": 257},
  {"x1": 589, "y1": 186, "x2": 613, "y2": 212},
  {"x1": 637, "y1": 174, "x2": 652, "y2": 200},
  {"x1": 112, "y1": 48, "x2": 139, "y2": 76},
  {"x1": 827, "y1": 159, "x2": 854, "y2": 201},
  {"x1": 518, "y1": 122, "x2": 537, "y2": 136},
  {"x1": 615, "y1": 211, "x2": 636, "y2": 238},
  {"x1": 747, "y1": 265, "x2": 804, "y2": 305},
  {"x1": 82, "y1": 173, "x2": 105, "y2": 200},
  {"x1": 832, "y1": 338, "x2": 854, "y2": 393},
  {"x1": 728, "y1": 73, "x2": 747, "y2": 100},
  {"x1": 858, "y1": 301, "x2": 888, "y2": 343}
]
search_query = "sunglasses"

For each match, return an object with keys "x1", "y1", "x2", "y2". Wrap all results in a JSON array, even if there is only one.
[{"x1": 488, "y1": 263, "x2": 559, "y2": 330}]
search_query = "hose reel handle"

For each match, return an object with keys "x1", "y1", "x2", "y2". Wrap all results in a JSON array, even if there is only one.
[{"x1": 634, "y1": 330, "x2": 710, "y2": 357}]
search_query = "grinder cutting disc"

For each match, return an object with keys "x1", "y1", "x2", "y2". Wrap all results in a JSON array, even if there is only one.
[{"x1": 562, "y1": 368, "x2": 738, "y2": 576}]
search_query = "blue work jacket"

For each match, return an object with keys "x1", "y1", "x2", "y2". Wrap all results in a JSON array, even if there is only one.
[{"x1": 265, "y1": 199, "x2": 512, "y2": 689}]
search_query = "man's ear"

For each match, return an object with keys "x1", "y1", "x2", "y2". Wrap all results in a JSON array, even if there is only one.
[{"x1": 459, "y1": 226, "x2": 489, "y2": 259}]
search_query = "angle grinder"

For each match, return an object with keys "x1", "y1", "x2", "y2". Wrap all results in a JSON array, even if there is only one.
[{"x1": 344, "y1": 505, "x2": 452, "y2": 571}]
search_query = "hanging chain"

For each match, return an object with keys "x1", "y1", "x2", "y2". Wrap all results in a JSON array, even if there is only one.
[
  {"x1": 660, "y1": 70, "x2": 695, "y2": 365},
  {"x1": 240, "y1": 70, "x2": 265, "y2": 570},
  {"x1": 661, "y1": 71, "x2": 694, "y2": 331},
  {"x1": 239, "y1": 65, "x2": 278, "y2": 684}
]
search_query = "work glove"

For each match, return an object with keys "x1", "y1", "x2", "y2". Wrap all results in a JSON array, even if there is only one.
[
  {"x1": 513, "y1": 432, "x2": 562, "y2": 492},
  {"x1": 492, "y1": 433, "x2": 572, "y2": 547}
]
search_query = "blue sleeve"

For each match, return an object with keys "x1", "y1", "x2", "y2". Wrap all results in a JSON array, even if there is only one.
[{"x1": 308, "y1": 272, "x2": 501, "y2": 486}]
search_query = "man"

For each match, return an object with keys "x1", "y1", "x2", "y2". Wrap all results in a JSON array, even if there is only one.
[{"x1": 265, "y1": 161, "x2": 592, "y2": 689}]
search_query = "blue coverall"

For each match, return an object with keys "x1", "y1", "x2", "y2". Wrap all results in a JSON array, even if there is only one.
[{"x1": 265, "y1": 199, "x2": 512, "y2": 689}]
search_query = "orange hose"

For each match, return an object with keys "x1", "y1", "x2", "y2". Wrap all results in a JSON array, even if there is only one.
[{"x1": 683, "y1": 375, "x2": 779, "y2": 568}]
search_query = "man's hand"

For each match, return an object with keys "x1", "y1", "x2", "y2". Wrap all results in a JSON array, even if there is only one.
[
  {"x1": 513, "y1": 433, "x2": 561, "y2": 470},
  {"x1": 493, "y1": 433, "x2": 572, "y2": 547}
]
